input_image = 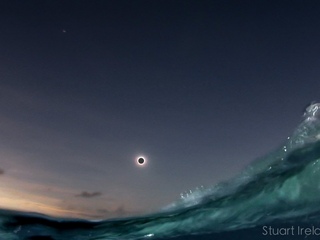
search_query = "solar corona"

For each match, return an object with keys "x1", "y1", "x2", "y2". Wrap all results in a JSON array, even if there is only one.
[{"x1": 136, "y1": 156, "x2": 146, "y2": 166}]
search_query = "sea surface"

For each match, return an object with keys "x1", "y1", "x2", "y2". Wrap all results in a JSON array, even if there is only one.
[{"x1": 3, "y1": 103, "x2": 320, "y2": 240}]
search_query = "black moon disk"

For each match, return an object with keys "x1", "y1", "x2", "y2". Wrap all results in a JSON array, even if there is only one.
[{"x1": 138, "y1": 157, "x2": 145, "y2": 165}]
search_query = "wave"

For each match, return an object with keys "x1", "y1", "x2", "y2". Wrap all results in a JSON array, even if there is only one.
[{"x1": 2, "y1": 103, "x2": 320, "y2": 240}]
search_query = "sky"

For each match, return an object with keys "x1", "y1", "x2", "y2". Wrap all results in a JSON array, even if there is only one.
[{"x1": 1, "y1": 0, "x2": 320, "y2": 219}]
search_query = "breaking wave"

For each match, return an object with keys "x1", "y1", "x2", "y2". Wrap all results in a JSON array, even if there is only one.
[{"x1": 2, "y1": 103, "x2": 320, "y2": 240}]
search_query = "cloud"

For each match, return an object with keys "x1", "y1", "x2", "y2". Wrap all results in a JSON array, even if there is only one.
[
  {"x1": 0, "y1": 168, "x2": 4, "y2": 175},
  {"x1": 75, "y1": 191, "x2": 102, "y2": 198}
]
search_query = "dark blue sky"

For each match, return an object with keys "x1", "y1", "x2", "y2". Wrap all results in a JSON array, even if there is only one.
[{"x1": 0, "y1": 0, "x2": 320, "y2": 219}]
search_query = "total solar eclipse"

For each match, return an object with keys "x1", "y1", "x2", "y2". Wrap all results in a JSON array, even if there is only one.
[{"x1": 136, "y1": 156, "x2": 146, "y2": 166}]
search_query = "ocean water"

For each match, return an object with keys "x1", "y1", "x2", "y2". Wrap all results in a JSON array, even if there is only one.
[{"x1": 3, "y1": 104, "x2": 320, "y2": 240}]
